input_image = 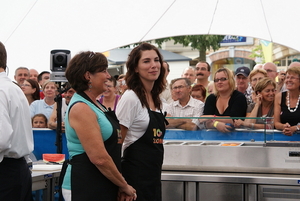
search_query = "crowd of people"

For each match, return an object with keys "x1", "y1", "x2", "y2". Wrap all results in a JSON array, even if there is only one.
[{"x1": 1, "y1": 40, "x2": 300, "y2": 200}]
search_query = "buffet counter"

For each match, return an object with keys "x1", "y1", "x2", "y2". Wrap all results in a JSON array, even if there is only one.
[{"x1": 161, "y1": 121, "x2": 300, "y2": 201}]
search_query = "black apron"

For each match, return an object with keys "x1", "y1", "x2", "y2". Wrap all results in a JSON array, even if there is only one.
[
  {"x1": 122, "y1": 109, "x2": 166, "y2": 201},
  {"x1": 69, "y1": 92, "x2": 122, "y2": 201}
]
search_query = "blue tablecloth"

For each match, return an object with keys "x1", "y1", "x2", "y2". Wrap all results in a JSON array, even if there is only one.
[{"x1": 33, "y1": 129, "x2": 68, "y2": 160}]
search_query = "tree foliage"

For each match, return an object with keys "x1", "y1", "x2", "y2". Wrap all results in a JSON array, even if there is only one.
[
  {"x1": 249, "y1": 44, "x2": 264, "y2": 64},
  {"x1": 120, "y1": 35, "x2": 225, "y2": 62}
]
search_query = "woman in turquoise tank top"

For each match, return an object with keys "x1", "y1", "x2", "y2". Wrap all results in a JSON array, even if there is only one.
[{"x1": 61, "y1": 51, "x2": 136, "y2": 201}]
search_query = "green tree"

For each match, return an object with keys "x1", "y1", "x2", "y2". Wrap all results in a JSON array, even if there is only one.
[
  {"x1": 155, "y1": 35, "x2": 224, "y2": 61},
  {"x1": 121, "y1": 35, "x2": 225, "y2": 62},
  {"x1": 249, "y1": 44, "x2": 264, "y2": 63}
]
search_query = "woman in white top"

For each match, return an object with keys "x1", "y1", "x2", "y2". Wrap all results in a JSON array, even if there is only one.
[{"x1": 116, "y1": 43, "x2": 167, "y2": 201}]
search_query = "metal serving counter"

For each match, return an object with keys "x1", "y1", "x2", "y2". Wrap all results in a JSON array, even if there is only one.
[
  {"x1": 161, "y1": 127, "x2": 300, "y2": 201},
  {"x1": 162, "y1": 139, "x2": 300, "y2": 174},
  {"x1": 161, "y1": 171, "x2": 300, "y2": 201}
]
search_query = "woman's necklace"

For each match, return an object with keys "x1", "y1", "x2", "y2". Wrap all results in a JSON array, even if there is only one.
[{"x1": 287, "y1": 91, "x2": 300, "y2": 113}]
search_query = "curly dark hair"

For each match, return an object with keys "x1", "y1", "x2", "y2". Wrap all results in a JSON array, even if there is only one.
[
  {"x1": 125, "y1": 43, "x2": 165, "y2": 109},
  {"x1": 65, "y1": 51, "x2": 108, "y2": 92}
]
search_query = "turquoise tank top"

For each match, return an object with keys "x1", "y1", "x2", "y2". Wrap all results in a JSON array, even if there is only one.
[{"x1": 62, "y1": 92, "x2": 113, "y2": 190}]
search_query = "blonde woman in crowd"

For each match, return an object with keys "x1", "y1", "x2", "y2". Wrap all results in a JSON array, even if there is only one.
[
  {"x1": 201, "y1": 68, "x2": 247, "y2": 132},
  {"x1": 30, "y1": 80, "x2": 57, "y2": 120},
  {"x1": 274, "y1": 66, "x2": 300, "y2": 136},
  {"x1": 248, "y1": 69, "x2": 268, "y2": 102}
]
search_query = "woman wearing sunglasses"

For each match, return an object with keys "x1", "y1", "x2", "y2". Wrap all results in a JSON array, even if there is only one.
[{"x1": 201, "y1": 68, "x2": 247, "y2": 132}]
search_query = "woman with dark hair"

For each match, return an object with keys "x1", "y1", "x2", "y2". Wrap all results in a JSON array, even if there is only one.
[
  {"x1": 62, "y1": 51, "x2": 136, "y2": 201},
  {"x1": 97, "y1": 77, "x2": 121, "y2": 111},
  {"x1": 201, "y1": 68, "x2": 247, "y2": 132},
  {"x1": 116, "y1": 43, "x2": 167, "y2": 201},
  {"x1": 21, "y1": 79, "x2": 40, "y2": 105}
]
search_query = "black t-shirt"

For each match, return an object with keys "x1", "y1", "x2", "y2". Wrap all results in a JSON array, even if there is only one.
[{"x1": 203, "y1": 90, "x2": 247, "y2": 117}]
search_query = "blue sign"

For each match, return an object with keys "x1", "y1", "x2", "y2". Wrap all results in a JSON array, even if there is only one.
[
  {"x1": 298, "y1": 180, "x2": 300, "y2": 184},
  {"x1": 221, "y1": 36, "x2": 247, "y2": 43}
]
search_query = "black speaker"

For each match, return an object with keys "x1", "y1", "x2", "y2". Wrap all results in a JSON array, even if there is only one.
[{"x1": 50, "y1": 49, "x2": 71, "y2": 72}]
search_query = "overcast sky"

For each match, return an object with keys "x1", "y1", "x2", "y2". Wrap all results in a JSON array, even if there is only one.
[{"x1": 2, "y1": 0, "x2": 300, "y2": 81}]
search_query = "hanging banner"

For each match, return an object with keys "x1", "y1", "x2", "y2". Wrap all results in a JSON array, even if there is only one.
[{"x1": 260, "y1": 40, "x2": 273, "y2": 62}]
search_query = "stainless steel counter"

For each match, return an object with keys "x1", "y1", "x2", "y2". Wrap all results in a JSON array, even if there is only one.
[
  {"x1": 162, "y1": 171, "x2": 300, "y2": 185},
  {"x1": 163, "y1": 140, "x2": 300, "y2": 174},
  {"x1": 161, "y1": 171, "x2": 300, "y2": 201}
]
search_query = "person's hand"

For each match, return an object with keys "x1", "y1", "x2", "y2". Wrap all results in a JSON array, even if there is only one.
[
  {"x1": 283, "y1": 123, "x2": 294, "y2": 136},
  {"x1": 118, "y1": 184, "x2": 136, "y2": 201},
  {"x1": 118, "y1": 192, "x2": 137, "y2": 201},
  {"x1": 61, "y1": 122, "x2": 65, "y2": 132},
  {"x1": 254, "y1": 94, "x2": 262, "y2": 105},
  {"x1": 233, "y1": 119, "x2": 244, "y2": 128},
  {"x1": 215, "y1": 121, "x2": 231, "y2": 133},
  {"x1": 251, "y1": 93, "x2": 257, "y2": 103}
]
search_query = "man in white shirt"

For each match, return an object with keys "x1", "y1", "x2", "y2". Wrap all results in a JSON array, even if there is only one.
[
  {"x1": 0, "y1": 42, "x2": 34, "y2": 200},
  {"x1": 166, "y1": 78, "x2": 204, "y2": 130}
]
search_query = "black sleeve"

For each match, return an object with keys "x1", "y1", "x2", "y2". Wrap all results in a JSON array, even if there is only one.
[
  {"x1": 203, "y1": 94, "x2": 217, "y2": 115},
  {"x1": 228, "y1": 90, "x2": 247, "y2": 117}
]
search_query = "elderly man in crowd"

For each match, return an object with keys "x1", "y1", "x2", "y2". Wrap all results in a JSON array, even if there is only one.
[
  {"x1": 181, "y1": 66, "x2": 196, "y2": 84},
  {"x1": 29, "y1": 68, "x2": 39, "y2": 82},
  {"x1": 14, "y1": 66, "x2": 30, "y2": 86},
  {"x1": 263, "y1": 62, "x2": 278, "y2": 81},
  {"x1": 165, "y1": 78, "x2": 204, "y2": 130}
]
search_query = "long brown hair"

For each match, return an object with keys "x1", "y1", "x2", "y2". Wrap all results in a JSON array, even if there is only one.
[
  {"x1": 26, "y1": 79, "x2": 40, "y2": 101},
  {"x1": 125, "y1": 43, "x2": 165, "y2": 109}
]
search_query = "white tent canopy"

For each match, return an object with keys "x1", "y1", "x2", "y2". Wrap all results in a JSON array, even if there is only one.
[{"x1": 1, "y1": 0, "x2": 299, "y2": 78}]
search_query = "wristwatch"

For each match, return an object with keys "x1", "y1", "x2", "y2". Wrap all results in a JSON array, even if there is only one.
[{"x1": 296, "y1": 125, "x2": 300, "y2": 131}]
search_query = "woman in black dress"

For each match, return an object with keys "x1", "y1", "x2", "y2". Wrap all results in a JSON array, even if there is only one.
[{"x1": 274, "y1": 66, "x2": 300, "y2": 136}]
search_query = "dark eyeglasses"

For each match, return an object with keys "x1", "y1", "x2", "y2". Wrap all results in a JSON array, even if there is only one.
[{"x1": 214, "y1": 77, "x2": 228, "y2": 82}]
